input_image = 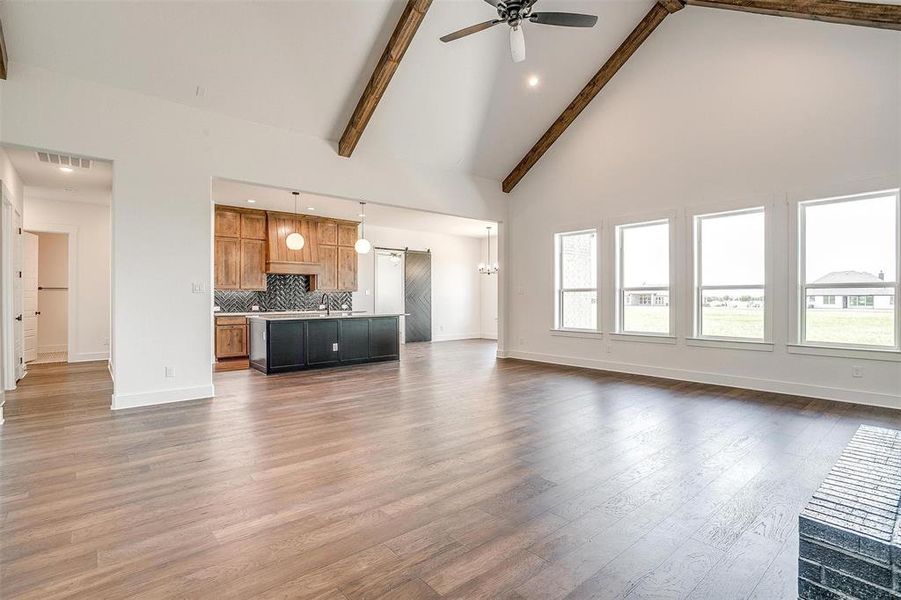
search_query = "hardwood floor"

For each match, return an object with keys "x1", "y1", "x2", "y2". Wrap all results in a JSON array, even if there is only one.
[{"x1": 2, "y1": 340, "x2": 899, "y2": 599}]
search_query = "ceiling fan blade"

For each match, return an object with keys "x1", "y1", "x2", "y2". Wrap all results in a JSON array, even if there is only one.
[
  {"x1": 510, "y1": 26, "x2": 525, "y2": 63},
  {"x1": 529, "y1": 12, "x2": 598, "y2": 27},
  {"x1": 483, "y1": 0, "x2": 500, "y2": 6},
  {"x1": 440, "y1": 19, "x2": 502, "y2": 43}
]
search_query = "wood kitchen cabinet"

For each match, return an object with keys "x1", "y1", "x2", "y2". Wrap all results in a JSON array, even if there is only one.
[
  {"x1": 215, "y1": 316, "x2": 248, "y2": 358},
  {"x1": 215, "y1": 237, "x2": 240, "y2": 289},
  {"x1": 315, "y1": 220, "x2": 358, "y2": 292},
  {"x1": 214, "y1": 205, "x2": 358, "y2": 292},
  {"x1": 215, "y1": 208, "x2": 241, "y2": 238},
  {"x1": 337, "y1": 246, "x2": 357, "y2": 291},
  {"x1": 240, "y1": 239, "x2": 267, "y2": 290},
  {"x1": 241, "y1": 212, "x2": 266, "y2": 240},
  {"x1": 215, "y1": 206, "x2": 267, "y2": 291}
]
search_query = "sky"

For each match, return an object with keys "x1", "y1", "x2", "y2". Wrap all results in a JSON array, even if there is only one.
[{"x1": 804, "y1": 194, "x2": 896, "y2": 284}]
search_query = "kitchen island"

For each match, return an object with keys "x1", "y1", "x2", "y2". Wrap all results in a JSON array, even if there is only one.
[{"x1": 248, "y1": 313, "x2": 403, "y2": 374}]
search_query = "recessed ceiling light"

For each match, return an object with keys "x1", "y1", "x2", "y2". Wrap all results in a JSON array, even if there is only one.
[
  {"x1": 247, "y1": 199, "x2": 256, "y2": 203},
  {"x1": 59, "y1": 166, "x2": 74, "y2": 173},
  {"x1": 527, "y1": 75, "x2": 540, "y2": 88},
  {"x1": 358, "y1": 213, "x2": 365, "y2": 218},
  {"x1": 307, "y1": 207, "x2": 315, "y2": 211}
]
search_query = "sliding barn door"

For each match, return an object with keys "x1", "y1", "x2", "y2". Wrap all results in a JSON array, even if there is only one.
[{"x1": 404, "y1": 250, "x2": 431, "y2": 343}]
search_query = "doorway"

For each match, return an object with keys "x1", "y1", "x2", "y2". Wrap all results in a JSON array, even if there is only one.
[
  {"x1": 24, "y1": 231, "x2": 69, "y2": 364},
  {"x1": 374, "y1": 248, "x2": 405, "y2": 343}
]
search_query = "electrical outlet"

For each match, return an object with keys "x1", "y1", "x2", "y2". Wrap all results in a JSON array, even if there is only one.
[
  {"x1": 332, "y1": 343, "x2": 339, "y2": 352},
  {"x1": 165, "y1": 366, "x2": 175, "y2": 378},
  {"x1": 852, "y1": 366, "x2": 863, "y2": 378}
]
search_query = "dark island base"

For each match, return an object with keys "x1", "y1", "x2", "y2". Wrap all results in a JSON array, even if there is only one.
[{"x1": 249, "y1": 316, "x2": 400, "y2": 375}]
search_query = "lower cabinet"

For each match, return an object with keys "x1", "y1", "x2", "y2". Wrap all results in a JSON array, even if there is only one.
[
  {"x1": 215, "y1": 317, "x2": 248, "y2": 358},
  {"x1": 338, "y1": 319, "x2": 370, "y2": 363},
  {"x1": 306, "y1": 320, "x2": 339, "y2": 367},
  {"x1": 370, "y1": 317, "x2": 400, "y2": 359},
  {"x1": 250, "y1": 316, "x2": 399, "y2": 374}
]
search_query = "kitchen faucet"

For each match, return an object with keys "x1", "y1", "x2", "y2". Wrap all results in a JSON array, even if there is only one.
[{"x1": 319, "y1": 293, "x2": 330, "y2": 316}]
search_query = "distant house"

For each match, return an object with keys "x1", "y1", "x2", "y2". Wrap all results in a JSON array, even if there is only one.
[
  {"x1": 807, "y1": 271, "x2": 894, "y2": 309},
  {"x1": 625, "y1": 292, "x2": 669, "y2": 307}
]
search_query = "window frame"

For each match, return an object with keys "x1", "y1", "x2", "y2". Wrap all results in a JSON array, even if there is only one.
[
  {"x1": 554, "y1": 228, "x2": 600, "y2": 333},
  {"x1": 795, "y1": 189, "x2": 901, "y2": 353},
  {"x1": 614, "y1": 218, "x2": 675, "y2": 337},
  {"x1": 690, "y1": 204, "x2": 772, "y2": 344}
]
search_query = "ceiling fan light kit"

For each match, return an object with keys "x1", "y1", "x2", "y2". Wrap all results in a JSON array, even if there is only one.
[{"x1": 440, "y1": 0, "x2": 597, "y2": 63}]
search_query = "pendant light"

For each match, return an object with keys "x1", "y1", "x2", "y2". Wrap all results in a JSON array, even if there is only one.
[
  {"x1": 285, "y1": 191, "x2": 305, "y2": 251},
  {"x1": 478, "y1": 226, "x2": 499, "y2": 275},
  {"x1": 354, "y1": 201, "x2": 372, "y2": 254}
]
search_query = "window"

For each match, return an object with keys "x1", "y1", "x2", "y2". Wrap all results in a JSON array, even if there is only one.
[
  {"x1": 616, "y1": 220, "x2": 670, "y2": 335},
  {"x1": 799, "y1": 191, "x2": 899, "y2": 349},
  {"x1": 694, "y1": 208, "x2": 766, "y2": 340},
  {"x1": 555, "y1": 230, "x2": 597, "y2": 330}
]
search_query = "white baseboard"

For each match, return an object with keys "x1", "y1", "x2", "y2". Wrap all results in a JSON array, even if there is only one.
[
  {"x1": 507, "y1": 350, "x2": 901, "y2": 410},
  {"x1": 39, "y1": 344, "x2": 67, "y2": 353},
  {"x1": 481, "y1": 334, "x2": 498, "y2": 341},
  {"x1": 111, "y1": 384, "x2": 215, "y2": 410},
  {"x1": 0, "y1": 399, "x2": 4, "y2": 424},
  {"x1": 432, "y1": 332, "x2": 483, "y2": 342},
  {"x1": 70, "y1": 351, "x2": 110, "y2": 363}
]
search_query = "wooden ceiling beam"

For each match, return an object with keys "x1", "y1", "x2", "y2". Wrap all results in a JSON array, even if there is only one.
[
  {"x1": 0, "y1": 16, "x2": 8, "y2": 80},
  {"x1": 502, "y1": 1, "x2": 679, "y2": 193},
  {"x1": 684, "y1": 0, "x2": 901, "y2": 31},
  {"x1": 338, "y1": 0, "x2": 432, "y2": 157}
]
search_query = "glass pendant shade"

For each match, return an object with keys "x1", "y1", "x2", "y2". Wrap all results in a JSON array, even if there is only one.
[
  {"x1": 286, "y1": 232, "x2": 305, "y2": 250},
  {"x1": 285, "y1": 191, "x2": 304, "y2": 250},
  {"x1": 355, "y1": 201, "x2": 371, "y2": 254}
]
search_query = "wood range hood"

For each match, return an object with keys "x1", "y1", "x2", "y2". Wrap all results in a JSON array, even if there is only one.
[{"x1": 266, "y1": 211, "x2": 321, "y2": 276}]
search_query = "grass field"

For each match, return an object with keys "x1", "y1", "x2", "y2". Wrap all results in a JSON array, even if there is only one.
[{"x1": 623, "y1": 306, "x2": 895, "y2": 346}]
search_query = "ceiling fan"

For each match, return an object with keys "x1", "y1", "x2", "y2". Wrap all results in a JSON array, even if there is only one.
[{"x1": 440, "y1": 0, "x2": 598, "y2": 63}]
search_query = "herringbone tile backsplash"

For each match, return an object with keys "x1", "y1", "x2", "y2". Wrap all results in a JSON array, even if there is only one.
[{"x1": 214, "y1": 275, "x2": 352, "y2": 313}]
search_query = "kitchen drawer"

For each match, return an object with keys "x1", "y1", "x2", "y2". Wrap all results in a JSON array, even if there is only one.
[{"x1": 216, "y1": 315, "x2": 247, "y2": 325}]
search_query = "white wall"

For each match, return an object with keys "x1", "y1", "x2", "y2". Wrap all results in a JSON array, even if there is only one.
[
  {"x1": 24, "y1": 196, "x2": 111, "y2": 362},
  {"x1": 0, "y1": 63, "x2": 507, "y2": 408},
  {"x1": 505, "y1": 10, "x2": 901, "y2": 407},
  {"x1": 353, "y1": 224, "x2": 491, "y2": 342},
  {"x1": 35, "y1": 232, "x2": 68, "y2": 353}
]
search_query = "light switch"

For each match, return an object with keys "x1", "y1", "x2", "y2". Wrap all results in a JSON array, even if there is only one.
[
  {"x1": 192, "y1": 282, "x2": 205, "y2": 294},
  {"x1": 165, "y1": 366, "x2": 175, "y2": 378}
]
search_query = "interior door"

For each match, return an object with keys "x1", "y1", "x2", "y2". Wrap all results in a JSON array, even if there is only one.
[
  {"x1": 375, "y1": 250, "x2": 405, "y2": 343},
  {"x1": 23, "y1": 232, "x2": 38, "y2": 363},
  {"x1": 13, "y1": 211, "x2": 24, "y2": 378},
  {"x1": 404, "y1": 250, "x2": 432, "y2": 343}
]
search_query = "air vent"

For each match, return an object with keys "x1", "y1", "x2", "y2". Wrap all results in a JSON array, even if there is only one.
[{"x1": 36, "y1": 152, "x2": 92, "y2": 170}]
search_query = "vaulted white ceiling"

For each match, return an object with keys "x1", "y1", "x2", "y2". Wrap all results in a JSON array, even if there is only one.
[{"x1": 0, "y1": 0, "x2": 656, "y2": 180}]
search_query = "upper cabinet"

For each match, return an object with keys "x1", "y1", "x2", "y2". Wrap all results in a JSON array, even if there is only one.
[
  {"x1": 214, "y1": 205, "x2": 359, "y2": 292},
  {"x1": 317, "y1": 220, "x2": 359, "y2": 292},
  {"x1": 215, "y1": 208, "x2": 241, "y2": 238},
  {"x1": 215, "y1": 207, "x2": 267, "y2": 291}
]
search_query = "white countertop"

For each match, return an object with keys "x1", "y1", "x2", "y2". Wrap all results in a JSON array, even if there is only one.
[
  {"x1": 214, "y1": 310, "x2": 329, "y2": 317},
  {"x1": 247, "y1": 312, "x2": 406, "y2": 321}
]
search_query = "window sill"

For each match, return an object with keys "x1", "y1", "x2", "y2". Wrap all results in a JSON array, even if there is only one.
[
  {"x1": 609, "y1": 333, "x2": 677, "y2": 345},
  {"x1": 550, "y1": 328, "x2": 603, "y2": 339},
  {"x1": 686, "y1": 337, "x2": 774, "y2": 352},
  {"x1": 787, "y1": 344, "x2": 901, "y2": 362}
]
